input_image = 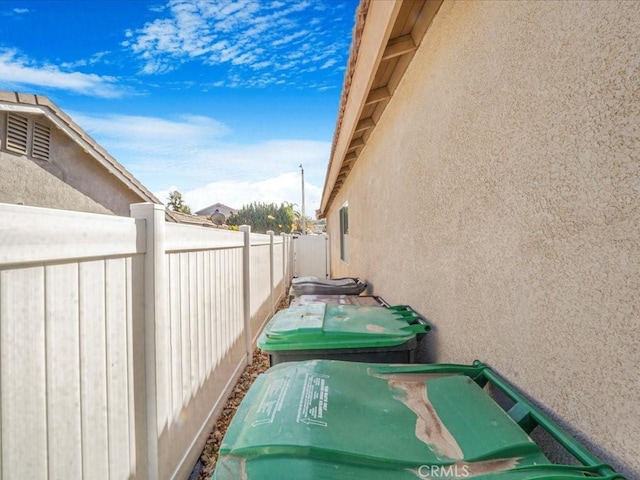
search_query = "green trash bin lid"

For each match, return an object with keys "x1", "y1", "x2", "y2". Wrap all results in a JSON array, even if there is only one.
[
  {"x1": 257, "y1": 304, "x2": 428, "y2": 351},
  {"x1": 215, "y1": 360, "x2": 556, "y2": 480}
]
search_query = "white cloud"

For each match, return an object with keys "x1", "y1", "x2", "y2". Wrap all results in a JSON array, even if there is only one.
[
  {"x1": 72, "y1": 112, "x2": 230, "y2": 149},
  {"x1": 125, "y1": 0, "x2": 352, "y2": 87},
  {"x1": 231, "y1": 52, "x2": 256, "y2": 65},
  {"x1": 275, "y1": 61, "x2": 296, "y2": 71},
  {"x1": 1, "y1": 7, "x2": 29, "y2": 16},
  {"x1": 72, "y1": 111, "x2": 330, "y2": 199},
  {"x1": 0, "y1": 48, "x2": 125, "y2": 98},
  {"x1": 286, "y1": 51, "x2": 304, "y2": 60},
  {"x1": 271, "y1": 30, "x2": 309, "y2": 47},
  {"x1": 155, "y1": 172, "x2": 323, "y2": 214},
  {"x1": 251, "y1": 60, "x2": 272, "y2": 70},
  {"x1": 320, "y1": 58, "x2": 336, "y2": 69},
  {"x1": 60, "y1": 51, "x2": 112, "y2": 69}
]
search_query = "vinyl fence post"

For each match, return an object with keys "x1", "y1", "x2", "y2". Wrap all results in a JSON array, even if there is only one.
[
  {"x1": 130, "y1": 202, "x2": 166, "y2": 480},
  {"x1": 281, "y1": 234, "x2": 287, "y2": 300},
  {"x1": 267, "y1": 230, "x2": 275, "y2": 316},
  {"x1": 240, "y1": 225, "x2": 253, "y2": 365}
]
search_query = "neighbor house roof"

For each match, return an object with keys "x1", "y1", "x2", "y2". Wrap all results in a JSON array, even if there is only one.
[
  {"x1": 168, "y1": 210, "x2": 219, "y2": 227},
  {"x1": 319, "y1": 0, "x2": 443, "y2": 217},
  {"x1": 195, "y1": 202, "x2": 238, "y2": 217},
  {"x1": 0, "y1": 90, "x2": 162, "y2": 206}
]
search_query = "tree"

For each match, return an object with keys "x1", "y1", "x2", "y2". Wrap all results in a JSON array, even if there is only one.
[
  {"x1": 226, "y1": 202, "x2": 294, "y2": 234},
  {"x1": 292, "y1": 210, "x2": 314, "y2": 234},
  {"x1": 167, "y1": 190, "x2": 192, "y2": 214}
]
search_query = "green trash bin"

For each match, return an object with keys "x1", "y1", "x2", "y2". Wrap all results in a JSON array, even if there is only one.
[
  {"x1": 214, "y1": 360, "x2": 625, "y2": 480},
  {"x1": 257, "y1": 303, "x2": 430, "y2": 365}
]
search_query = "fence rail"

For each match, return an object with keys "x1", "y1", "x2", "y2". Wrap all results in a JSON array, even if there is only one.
[{"x1": 0, "y1": 202, "x2": 292, "y2": 480}]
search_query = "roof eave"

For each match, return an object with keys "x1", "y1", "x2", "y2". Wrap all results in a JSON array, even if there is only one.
[
  {"x1": 319, "y1": 0, "x2": 401, "y2": 217},
  {"x1": 319, "y1": 0, "x2": 443, "y2": 218}
]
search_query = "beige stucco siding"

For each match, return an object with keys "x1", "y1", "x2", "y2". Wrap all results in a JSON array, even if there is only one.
[
  {"x1": 1, "y1": 113, "x2": 144, "y2": 216},
  {"x1": 0, "y1": 151, "x2": 112, "y2": 215},
  {"x1": 45, "y1": 123, "x2": 144, "y2": 216},
  {"x1": 327, "y1": 1, "x2": 639, "y2": 476}
]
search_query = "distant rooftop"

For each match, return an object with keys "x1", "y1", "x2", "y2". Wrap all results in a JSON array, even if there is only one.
[{"x1": 195, "y1": 203, "x2": 238, "y2": 217}]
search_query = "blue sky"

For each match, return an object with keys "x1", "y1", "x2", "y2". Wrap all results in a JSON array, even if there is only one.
[{"x1": 0, "y1": 0, "x2": 358, "y2": 213}]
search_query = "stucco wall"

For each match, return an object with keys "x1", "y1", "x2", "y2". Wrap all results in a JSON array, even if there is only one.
[
  {"x1": 326, "y1": 1, "x2": 639, "y2": 476},
  {"x1": 0, "y1": 151, "x2": 112, "y2": 215},
  {"x1": 0, "y1": 113, "x2": 144, "y2": 216}
]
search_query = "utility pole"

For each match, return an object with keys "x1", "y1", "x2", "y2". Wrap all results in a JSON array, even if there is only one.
[{"x1": 299, "y1": 164, "x2": 306, "y2": 235}]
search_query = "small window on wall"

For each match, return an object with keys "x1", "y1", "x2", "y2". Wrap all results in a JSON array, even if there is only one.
[{"x1": 339, "y1": 203, "x2": 349, "y2": 263}]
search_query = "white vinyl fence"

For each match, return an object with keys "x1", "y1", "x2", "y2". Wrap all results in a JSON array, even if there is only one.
[
  {"x1": 292, "y1": 234, "x2": 329, "y2": 278},
  {"x1": 0, "y1": 202, "x2": 292, "y2": 480}
]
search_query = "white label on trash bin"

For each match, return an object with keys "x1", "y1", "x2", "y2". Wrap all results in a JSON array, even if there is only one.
[
  {"x1": 296, "y1": 373, "x2": 329, "y2": 427},
  {"x1": 252, "y1": 375, "x2": 291, "y2": 427}
]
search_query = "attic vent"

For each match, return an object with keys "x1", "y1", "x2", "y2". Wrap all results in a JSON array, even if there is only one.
[
  {"x1": 32, "y1": 121, "x2": 51, "y2": 160},
  {"x1": 6, "y1": 113, "x2": 29, "y2": 154}
]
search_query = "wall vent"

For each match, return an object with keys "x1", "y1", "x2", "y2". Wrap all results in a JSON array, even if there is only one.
[
  {"x1": 32, "y1": 121, "x2": 51, "y2": 160},
  {"x1": 6, "y1": 113, "x2": 29, "y2": 154}
]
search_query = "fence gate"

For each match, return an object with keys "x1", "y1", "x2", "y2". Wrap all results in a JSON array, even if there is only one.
[{"x1": 293, "y1": 235, "x2": 329, "y2": 278}]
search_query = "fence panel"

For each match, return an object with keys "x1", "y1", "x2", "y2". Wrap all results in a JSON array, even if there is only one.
[
  {"x1": 249, "y1": 235, "x2": 272, "y2": 342},
  {"x1": 0, "y1": 266, "x2": 48, "y2": 479},
  {"x1": 105, "y1": 257, "x2": 135, "y2": 480},
  {"x1": 161, "y1": 222, "x2": 246, "y2": 480},
  {"x1": 78, "y1": 260, "x2": 110, "y2": 480},
  {"x1": 273, "y1": 237, "x2": 284, "y2": 296},
  {"x1": 0, "y1": 204, "x2": 144, "y2": 480},
  {"x1": 0, "y1": 203, "x2": 293, "y2": 480}
]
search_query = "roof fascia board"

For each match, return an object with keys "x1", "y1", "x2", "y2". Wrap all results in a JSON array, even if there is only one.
[
  {"x1": 0, "y1": 104, "x2": 42, "y2": 114},
  {"x1": 320, "y1": 0, "x2": 403, "y2": 214}
]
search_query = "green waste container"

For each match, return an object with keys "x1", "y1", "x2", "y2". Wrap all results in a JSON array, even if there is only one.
[
  {"x1": 257, "y1": 303, "x2": 429, "y2": 365},
  {"x1": 214, "y1": 360, "x2": 625, "y2": 480}
]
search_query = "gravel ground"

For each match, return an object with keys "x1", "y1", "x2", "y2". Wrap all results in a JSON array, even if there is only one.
[{"x1": 192, "y1": 298, "x2": 287, "y2": 480}]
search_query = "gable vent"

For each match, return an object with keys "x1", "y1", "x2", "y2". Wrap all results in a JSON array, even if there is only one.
[
  {"x1": 32, "y1": 121, "x2": 51, "y2": 160},
  {"x1": 6, "y1": 113, "x2": 29, "y2": 154}
]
